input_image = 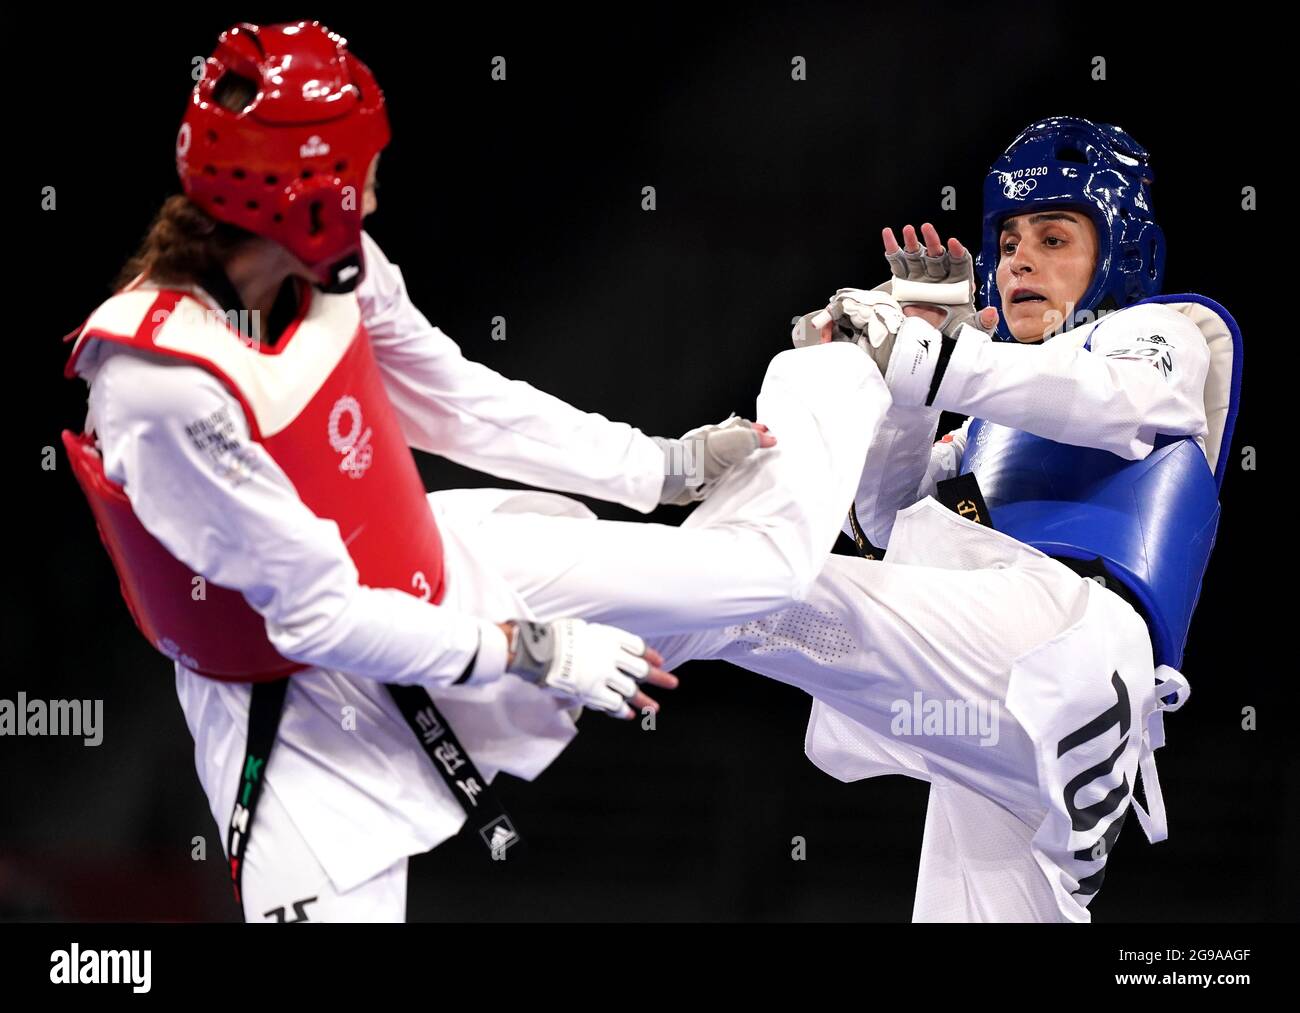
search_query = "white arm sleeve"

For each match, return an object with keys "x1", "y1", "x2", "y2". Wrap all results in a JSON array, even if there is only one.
[
  {"x1": 87, "y1": 345, "x2": 507, "y2": 687},
  {"x1": 933, "y1": 303, "x2": 1210, "y2": 460},
  {"x1": 844, "y1": 404, "x2": 941, "y2": 548},
  {"x1": 356, "y1": 231, "x2": 666, "y2": 513},
  {"x1": 845, "y1": 408, "x2": 970, "y2": 549}
]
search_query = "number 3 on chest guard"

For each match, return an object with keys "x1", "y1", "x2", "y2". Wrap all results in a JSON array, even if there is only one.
[{"x1": 411, "y1": 570, "x2": 432, "y2": 601}]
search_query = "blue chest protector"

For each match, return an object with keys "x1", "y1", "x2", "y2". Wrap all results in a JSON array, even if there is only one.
[{"x1": 957, "y1": 294, "x2": 1242, "y2": 669}]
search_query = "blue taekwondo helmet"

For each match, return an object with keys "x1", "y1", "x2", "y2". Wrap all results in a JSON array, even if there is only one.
[{"x1": 977, "y1": 116, "x2": 1167, "y2": 340}]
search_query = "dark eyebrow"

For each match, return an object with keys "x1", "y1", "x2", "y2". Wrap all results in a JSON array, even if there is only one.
[{"x1": 1000, "y1": 212, "x2": 1080, "y2": 235}]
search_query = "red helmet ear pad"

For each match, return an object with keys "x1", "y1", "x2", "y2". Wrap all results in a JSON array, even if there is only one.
[{"x1": 176, "y1": 21, "x2": 389, "y2": 290}]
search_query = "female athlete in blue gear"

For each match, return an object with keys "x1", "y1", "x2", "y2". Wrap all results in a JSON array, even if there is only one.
[{"x1": 641, "y1": 116, "x2": 1242, "y2": 922}]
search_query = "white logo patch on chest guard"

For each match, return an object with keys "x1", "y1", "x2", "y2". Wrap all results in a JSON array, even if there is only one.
[{"x1": 328, "y1": 395, "x2": 374, "y2": 479}]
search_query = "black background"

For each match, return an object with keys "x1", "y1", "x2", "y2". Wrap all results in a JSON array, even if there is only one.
[{"x1": 9, "y1": 4, "x2": 1290, "y2": 922}]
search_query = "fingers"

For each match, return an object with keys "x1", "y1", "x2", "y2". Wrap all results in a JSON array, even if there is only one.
[
  {"x1": 906, "y1": 222, "x2": 965, "y2": 258},
  {"x1": 883, "y1": 229, "x2": 909, "y2": 280},
  {"x1": 619, "y1": 667, "x2": 675, "y2": 716},
  {"x1": 638, "y1": 646, "x2": 678, "y2": 688},
  {"x1": 886, "y1": 224, "x2": 968, "y2": 277},
  {"x1": 744, "y1": 421, "x2": 778, "y2": 448},
  {"x1": 893, "y1": 225, "x2": 926, "y2": 280},
  {"x1": 606, "y1": 670, "x2": 639, "y2": 699},
  {"x1": 612, "y1": 669, "x2": 673, "y2": 720},
  {"x1": 578, "y1": 636, "x2": 676, "y2": 720},
  {"x1": 642, "y1": 665, "x2": 679, "y2": 689},
  {"x1": 592, "y1": 683, "x2": 636, "y2": 720},
  {"x1": 704, "y1": 425, "x2": 770, "y2": 470},
  {"x1": 608, "y1": 638, "x2": 677, "y2": 688},
  {"x1": 883, "y1": 259, "x2": 908, "y2": 282},
  {"x1": 915, "y1": 223, "x2": 948, "y2": 280},
  {"x1": 919, "y1": 222, "x2": 943, "y2": 257},
  {"x1": 615, "y1": 652, "x2": 650, "y2": 681},
  {"x1": 615, "y1": 629, "x2": 648, "y2": 661}
]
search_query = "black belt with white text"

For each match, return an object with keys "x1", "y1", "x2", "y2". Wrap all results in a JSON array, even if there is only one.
[{"x1": 226, "y1": 679, "x2": 521, "y2": 917}]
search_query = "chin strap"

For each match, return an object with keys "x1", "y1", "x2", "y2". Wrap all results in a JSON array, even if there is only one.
[{"x1": 315, "y1": 251, "x2": 364, "y2": 294}]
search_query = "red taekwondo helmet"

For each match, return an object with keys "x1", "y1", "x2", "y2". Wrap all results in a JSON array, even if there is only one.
[{"x1": 176, "y1": 21, "x2": 390, "y2": 292}]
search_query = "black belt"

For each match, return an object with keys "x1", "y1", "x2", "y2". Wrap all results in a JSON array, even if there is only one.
[
  {"x1": 384, "y1": 684, "x2": 522, "y2": 858},
  {"x1": 226, "y1": 679, "x2": 520, "y2": 918},
  {"x1": 226, "y1": 677, "x2": 287, "y2": 914},
  {"x1": 846, "y1": 472, "x2": 993, "y2": 561}
]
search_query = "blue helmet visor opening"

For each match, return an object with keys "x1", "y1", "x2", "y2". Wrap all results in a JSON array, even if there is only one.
[{"x1": 984, "y1": 203, "x2": 1109, "y2": 319}]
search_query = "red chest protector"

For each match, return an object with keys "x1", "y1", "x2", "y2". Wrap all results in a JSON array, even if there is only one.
[{"x1": 63, "y1": 281, "x2": 446, "y2": 682}]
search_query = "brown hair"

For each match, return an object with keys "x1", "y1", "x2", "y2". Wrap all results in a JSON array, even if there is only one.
[
  {"x1": 113, "y1": 73, "x2": 263, "y2": 292},
  {"x1": 113, "y1": 195, "x2": 254, "y2": 292}
]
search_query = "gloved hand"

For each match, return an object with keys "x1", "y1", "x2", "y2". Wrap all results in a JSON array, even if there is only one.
[
  {"x1": 791, "y1": 288, "x2": 907, "y2": 377},
  {"x1": 790, "y1": 223, "x2": 999, "y2": 381},
  {"x1": 656, "y1": 415, "x2": 774, "y2": 506},
  {"x1": 503, "y1": 618, "x2": 675, "y2": 719},
  {"x1": 880, "y1": 223, "x2": 999, "y2": 338}
]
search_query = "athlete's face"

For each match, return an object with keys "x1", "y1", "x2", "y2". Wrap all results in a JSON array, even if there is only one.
[{"x1": 995, "y1": 212, "x2": 1098, "y2": 342}]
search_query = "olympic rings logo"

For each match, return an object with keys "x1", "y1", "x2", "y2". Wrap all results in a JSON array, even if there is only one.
[
  {"x1": 1002, "y1": 176, "x2": 1038, "y2": 199},
  {"x1": 328, "y1": 395, "x2": 374, "y2": 479}
]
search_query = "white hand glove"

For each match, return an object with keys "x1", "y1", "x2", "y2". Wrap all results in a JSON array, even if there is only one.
[
  {"x1": 505, "y1": 618, "x2": 650, "y2": 719},
  {"x1": 832, "y1": 288, "x2": 907, "y2": 348},
  {"x1": 798, "y1": 288, "x2": 907, "y2": 376},
  {"x1": 656, "y1": 415, "x2": 763, "y2": 506}
]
